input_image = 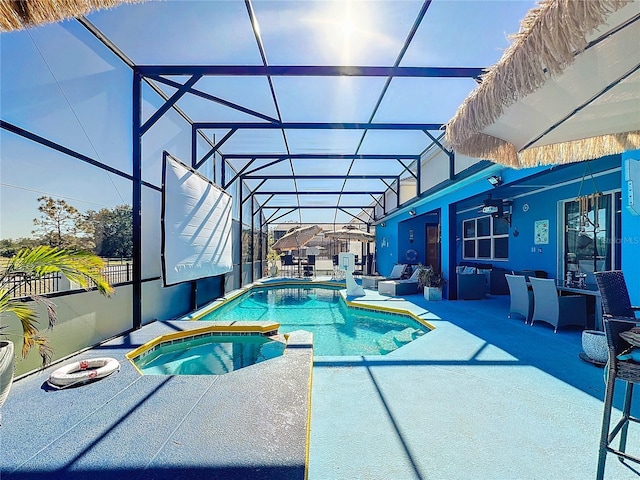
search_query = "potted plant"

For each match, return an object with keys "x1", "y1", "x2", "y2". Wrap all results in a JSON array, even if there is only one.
[
  {"x1": 416, "y1": 264, "x2": 446, "y2": 301},
  {"x1": 0, "y1": 246, "x2": 113, "y2": 410}
]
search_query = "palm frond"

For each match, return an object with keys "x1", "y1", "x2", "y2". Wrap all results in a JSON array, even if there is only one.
[
  {"x1": 5, "y1": 246, "x2": 114, "y2": 296},
  {"x1": 1, "y1": 246, "x2": 114, "y2": 366}
]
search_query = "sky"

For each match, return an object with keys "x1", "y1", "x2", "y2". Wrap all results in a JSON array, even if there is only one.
[{"x1": 0, "y1": 0, "x2": 537, "y2": 238}]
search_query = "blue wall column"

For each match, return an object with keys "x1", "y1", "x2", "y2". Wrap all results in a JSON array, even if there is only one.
[
  {"x1": 621, "y1": 150, "x2": 640, "y2": 304},
  {"x1": 445, "y1": 202, "x2": 456, "y2": 300}
]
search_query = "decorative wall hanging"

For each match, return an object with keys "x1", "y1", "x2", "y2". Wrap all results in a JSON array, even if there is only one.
[{"x1": 534, "y1": 220, "x2": 549, "y2": 244}]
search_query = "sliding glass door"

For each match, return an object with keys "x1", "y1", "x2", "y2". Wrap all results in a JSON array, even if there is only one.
[{"x1": 563, "y1": 192, "x2": 620, "y2": 280}]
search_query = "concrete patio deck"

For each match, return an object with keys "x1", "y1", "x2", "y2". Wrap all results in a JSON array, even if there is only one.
[
  {"x1": 309, "y1": 290, "x2": 640, "y2": 480},
  {"x1": 1, "y1": 285, "x2": 639, "y2": 479},
  {"x1": 0, "y1": 320, "x2": 313, "y2": 480}
]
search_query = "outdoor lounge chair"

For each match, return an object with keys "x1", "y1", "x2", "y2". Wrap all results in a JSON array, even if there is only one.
[
  {"x1": 383, "y1": 263, "x2": 408, "y2": 280},
  {"x1": 594, "y1": 271, "x2": 640, "y2": 480},
  {"x1": 378, "y1": 267, "x2": 420, "y2": 296},
  {"x1": 529, "y1": 277, "x2": 587, "y2": 332},
  {"x1": 505, "y1": 274, "x2": 533, "y2": 323}
]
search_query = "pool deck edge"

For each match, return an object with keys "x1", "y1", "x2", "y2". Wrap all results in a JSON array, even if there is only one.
[{"x1": 1, "y1": 320, "x2": 314, "y2": 480}]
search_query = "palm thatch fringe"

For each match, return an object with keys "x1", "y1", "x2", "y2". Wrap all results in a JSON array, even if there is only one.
[
  {"x1": 456, "y1": 130, "x2": 640, "y2": 169},
  {"x1": 0, "y1": 0, "x2": 142, "y2": 32},
  {"x1": 517, "y1": 130, "x2": 640, "y2": 167},
  {"x1": 446, "y1": 133, "x2": 521, "y2": 169},
  {"x1": 445, "y1": 0, "x2": 633, "y2": 155}
]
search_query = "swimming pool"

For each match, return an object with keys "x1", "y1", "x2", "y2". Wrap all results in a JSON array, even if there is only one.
[
  {"x1": 196, "y1": 286, "x2": 428, "y2": 356},
  {"x1": 132, "y1": 333, "x2": 286, "y2": 375}
]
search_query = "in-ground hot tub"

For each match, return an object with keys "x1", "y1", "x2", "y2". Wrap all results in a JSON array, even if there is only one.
[{"x1": 127, "y1": 323, "x2": 286, "y2": 375}]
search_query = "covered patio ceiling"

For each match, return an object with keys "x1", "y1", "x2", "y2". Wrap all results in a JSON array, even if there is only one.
[{"x1": 18, "y1": 0, "x2": 537, "y2": 225}]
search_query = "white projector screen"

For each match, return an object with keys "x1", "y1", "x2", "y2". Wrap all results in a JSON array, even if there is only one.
[{"x1": 161, "y1": 153, "x2": 233, "y2": 286}]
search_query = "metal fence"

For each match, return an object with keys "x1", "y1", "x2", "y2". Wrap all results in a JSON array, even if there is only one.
[
  {"x1": 1, "y1": 260, "x2": 133, "y2": 299},
  {"x1": 103, "y1": 262, "x2": 132, "y2": 285},
  {"x1": 1, "y1": 272, "x2": 61, "y2": 299}
]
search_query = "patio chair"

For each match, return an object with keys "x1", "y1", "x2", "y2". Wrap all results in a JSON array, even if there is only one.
[
  {"x1": 304, "y1": 255, "x2": 315, "y2": 277},
  {"x1": 332, "y1": 255, "x2": 343, "y2": 280},
  {"x1": 505, "y1": 274, "x2": 533, "y2": 323},
  {"x1": 377, "y1": 267, "x2": 420, "y2": 296},
  {"x1": 529, "y1": 277, "x2": 587, "y2": 332},
  {"x1": 594, "y1": 271, "x2": 640, "y2": 480},
  {"x1": 282, "y1": 254, "x2": 295, "y2": 277}
]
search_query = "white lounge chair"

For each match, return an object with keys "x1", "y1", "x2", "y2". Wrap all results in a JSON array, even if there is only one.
[
  {"x1": 384, "y1": 264, "x2": 408, "y2": 280},
  {"x1": 378, "y1": 267, "x2": 420, "y2": 296}
]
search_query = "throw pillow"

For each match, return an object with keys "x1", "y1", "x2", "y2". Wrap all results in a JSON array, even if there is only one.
[
  {"x1": 619, "y1": 326, "x2": 640, "y2": 347},
  {"x1": 618, "y1": 347, "x2": 640, "y2": 362},
  {"x1": 477, "y1": 268, "x2": 491, "y2": 278}
]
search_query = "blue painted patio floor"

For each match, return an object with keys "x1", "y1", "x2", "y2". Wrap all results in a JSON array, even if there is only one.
[
  {"x1": 308, "y1": 290, "x2": 640, "y2": 480},
  {"x1": 0, "y1": 321, "x2": 313, "y2": 480},
  {"x1": 2, "y1": 289, "x2": 640, "y2": 479}
]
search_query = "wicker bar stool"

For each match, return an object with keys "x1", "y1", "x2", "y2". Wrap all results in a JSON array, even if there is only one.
[{"x1": 594, "y1": 271, "x2": 640, "y2": 480}]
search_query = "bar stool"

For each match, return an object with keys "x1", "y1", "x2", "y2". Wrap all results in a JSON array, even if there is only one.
[{"x1": 594, "y1": 271, "x2": 640, "y2": 480}]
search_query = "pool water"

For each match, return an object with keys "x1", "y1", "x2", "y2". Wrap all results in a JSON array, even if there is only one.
[
  {"x1": 134, "y1": 335, "x2": 285, "y2": 375},
  {"x1": 198, "y1": 286, "x2": 428, "y2": 356}
]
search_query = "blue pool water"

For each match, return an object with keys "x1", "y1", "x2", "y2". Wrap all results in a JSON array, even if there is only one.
[
  {"x1": 198, "y1": 286, "x2": 428, "y2": 356},
  {"x1": 134, "y1": 335, "x2": 285, "y2": 375}
]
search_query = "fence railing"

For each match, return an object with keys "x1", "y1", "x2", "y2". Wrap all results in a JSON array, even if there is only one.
[
  {"x1": 103, "y1": 262, "x2": 132, "y2": 285},
  {"x1": 1, "y1": 272, "x2": 61, "y2": 299},
  {"x1": 1, "y1": 261, "x2": 133, "y2": 299}
]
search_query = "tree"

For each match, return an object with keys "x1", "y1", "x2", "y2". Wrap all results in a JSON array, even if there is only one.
[
  {"x1": 32, "y1": 197, "x2": 93, "y2": 250},
  {"x1": 86, "y1": 205, "x2": 133, "y2": 258},
  {"x1": 0, "y1": 238, "x2": 39, "y2": 258}
]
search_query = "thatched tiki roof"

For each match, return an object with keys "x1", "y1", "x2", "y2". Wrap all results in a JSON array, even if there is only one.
[
  {"x1": 445, "y1": 0, "x2": 640, "y2": 168},
  {"x1": 0, "y1": 0, "x2": 140, "y2": 32}
]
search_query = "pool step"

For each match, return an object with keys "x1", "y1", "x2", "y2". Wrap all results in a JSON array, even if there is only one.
[{"x1": 377, "y1": 328, "x2": 424, "y2": 354}]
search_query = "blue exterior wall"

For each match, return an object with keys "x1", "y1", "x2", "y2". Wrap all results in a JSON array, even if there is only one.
[
  {"x1": 622, "y1": 150, "x2": 640, "y2": 305},
  {"x1": 376, "y1": 152, "x2": 640, "y2": 303},
  {"x1": 507, "y1": 166, "x2": 620, "y2": 278},
  {"x1": 376, "y1": 164, "x2": 507, "y2": 293},
  {"x1": 455, "y1": 157, "x2": 621, "y2": 278},
  {"x1": 397, "y1": 213, "x2": 439, "y2": 266}
]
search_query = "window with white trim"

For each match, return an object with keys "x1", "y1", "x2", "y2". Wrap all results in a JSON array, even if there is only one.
[{"x1": 462, "y1": 215, "x2": 509, "y2": 260}]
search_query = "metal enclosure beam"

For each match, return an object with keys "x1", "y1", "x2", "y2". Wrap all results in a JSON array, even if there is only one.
[
  {"x1": 195, "y1": 122, "x2": 443, "y2": 130},
  {"x1": 136, "y1": 65, "x2": 485, "y2": 78},
  {"x1": 224, "y1": 153, "x2": 420, "y2": 160},
  {"x1": 132, "y1": 72, "x2": 143, "y2": 331}
]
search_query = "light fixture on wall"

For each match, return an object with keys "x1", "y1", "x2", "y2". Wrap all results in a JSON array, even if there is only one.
[
  {"x1": 380, "y1": 222, "x2": 386, "y2": 227},
  {"x1": 408, "y1": 209, "x2": 416, "y2": 216},
  {"x1": 487, "y1": 175, "x2": 503, "y2": 187}
]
